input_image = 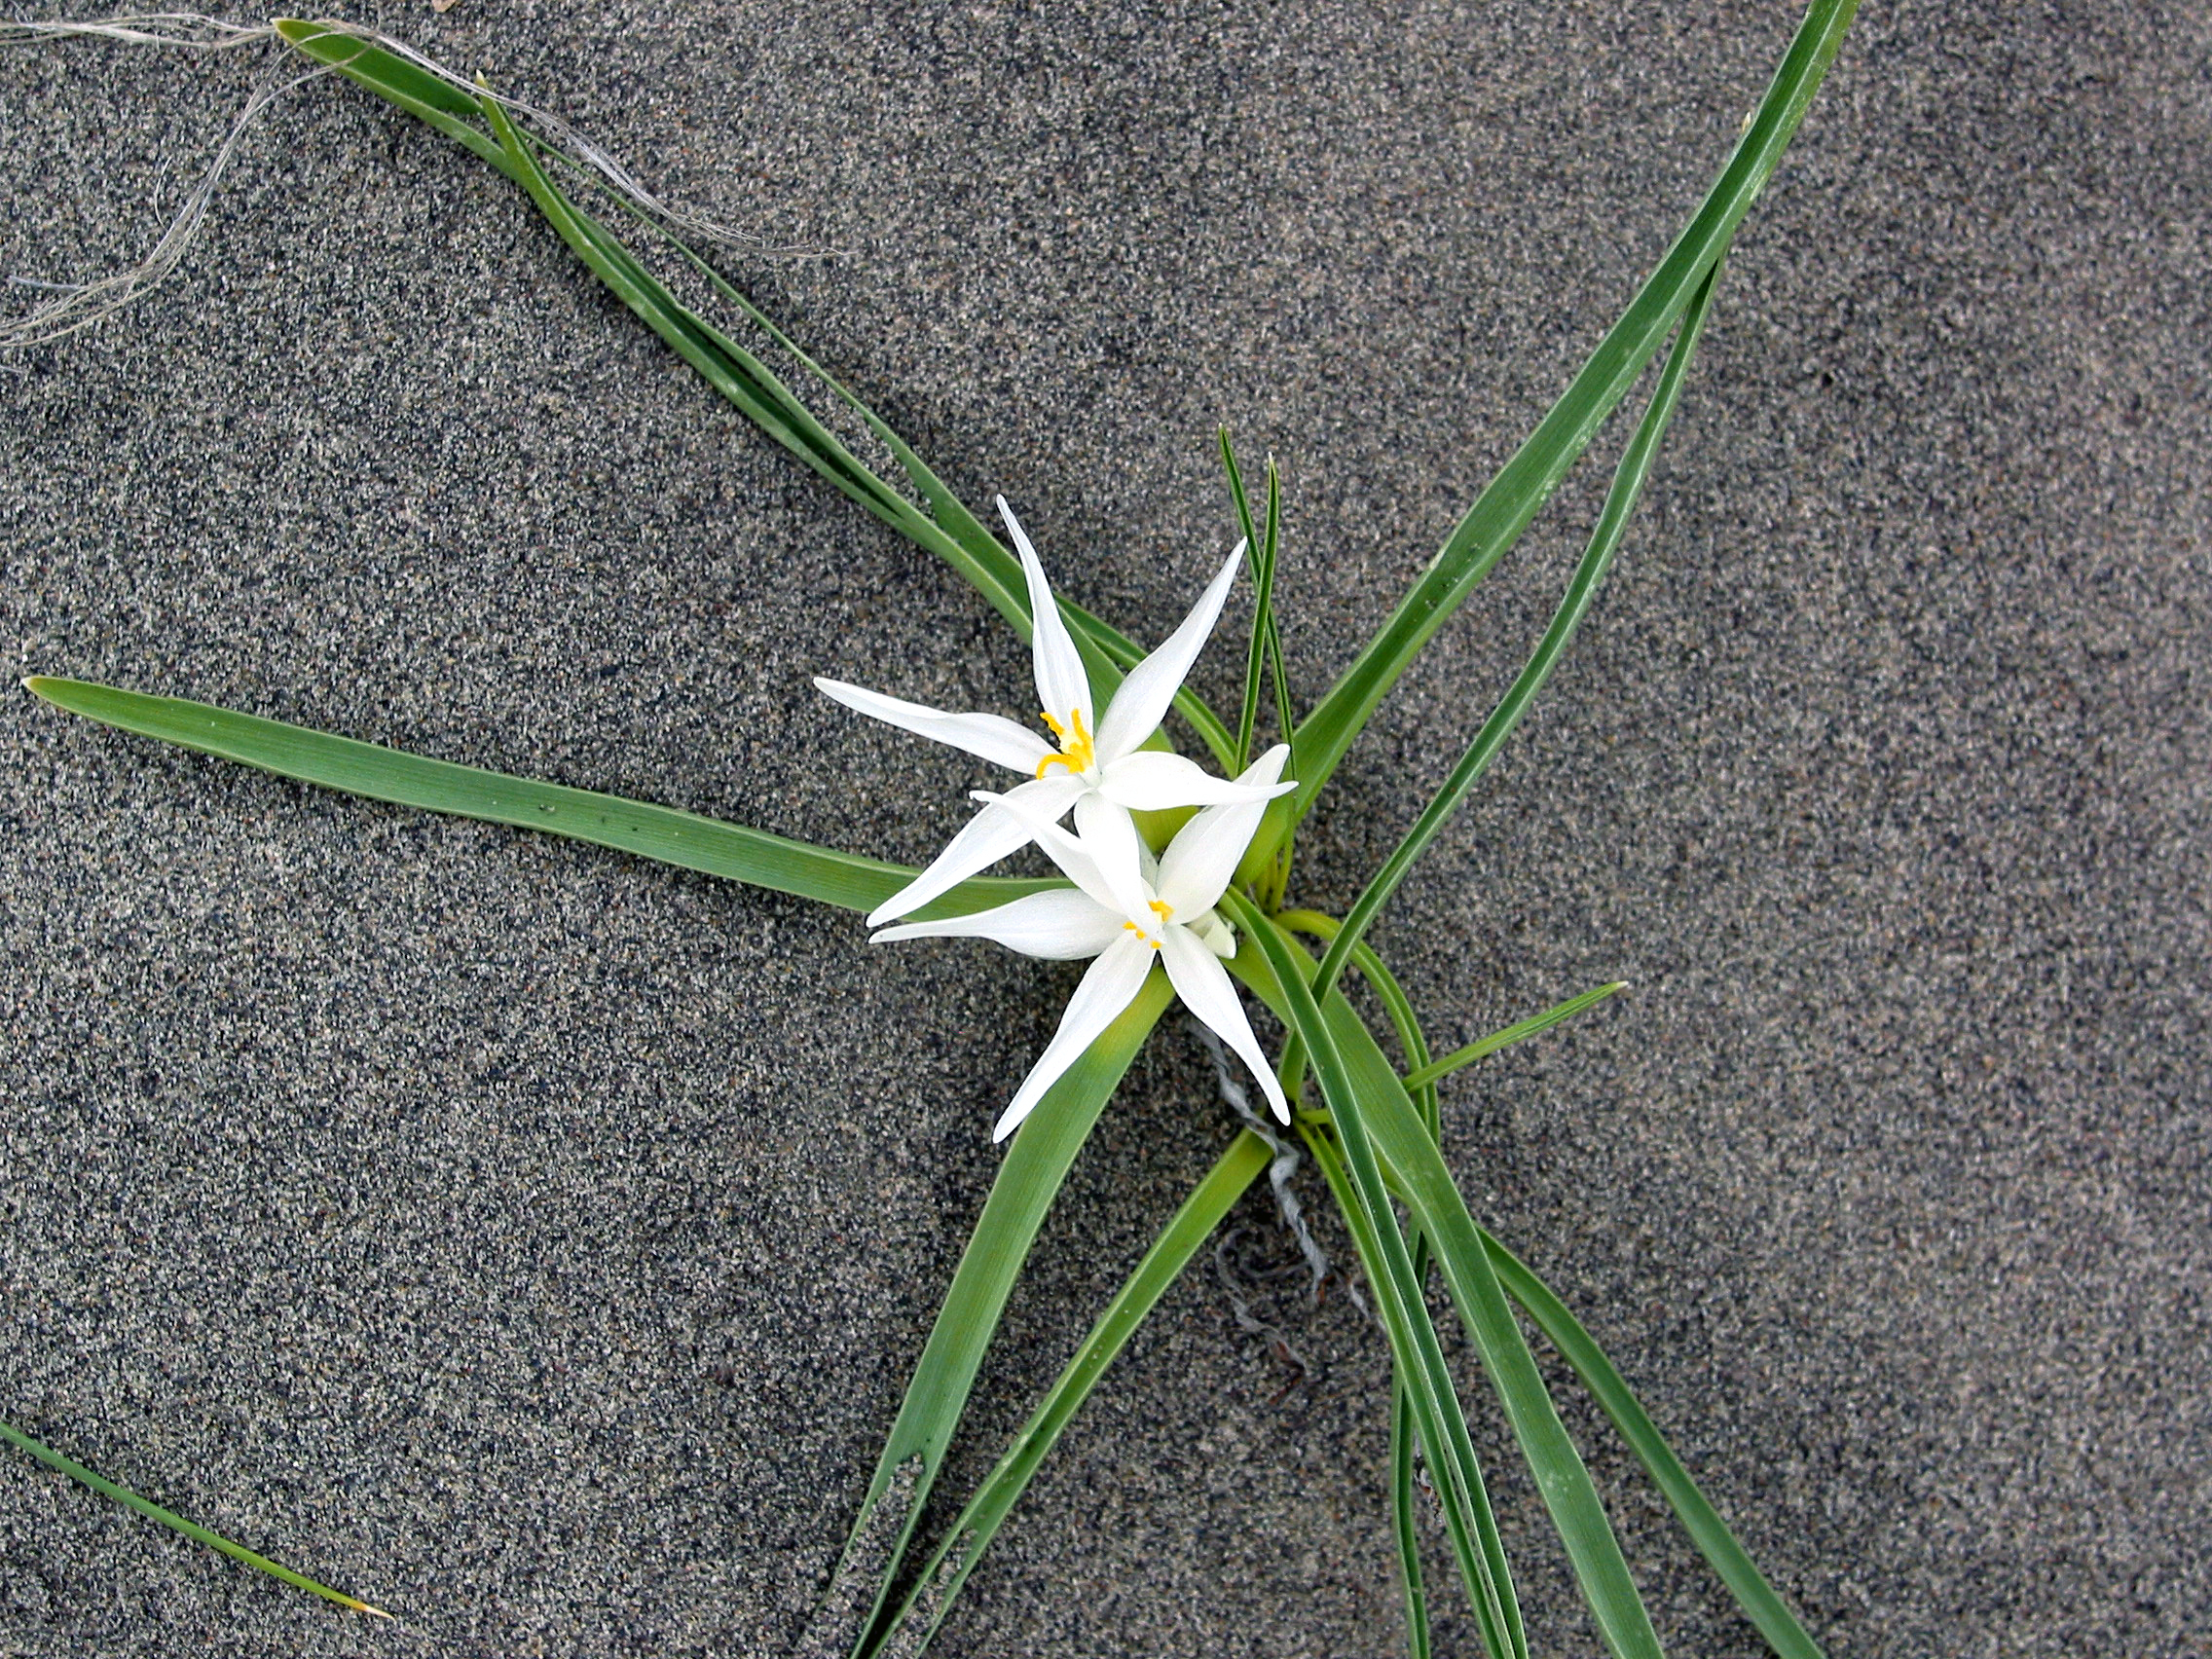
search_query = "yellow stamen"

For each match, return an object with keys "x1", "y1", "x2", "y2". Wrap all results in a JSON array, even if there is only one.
[
  {"x1": 1148, "y1": 899, "x2": 1174, "y2": 925},
  {"x1": 1121, "y1": 919, "x2": 1163, "y2": 951},
  {"x1": 1034, "y1": 706, "x2": 1096, "y2": 779}
]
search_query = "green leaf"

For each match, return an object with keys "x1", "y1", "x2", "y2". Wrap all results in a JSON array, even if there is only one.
[
  {"x1": 1483, "y1": 1233, "x2": 1828, "y2": 1659},
  {"x1": 474, "y1": 94, "x2": 938, "y2": 548},
  {"x1": 818, "y1": 969, "x2": 1178, "y2": 1656},
  {"x1": 1296, "y1": 1107, "x2": 1524, "y2": 1659},
  {"x1": 1272, "y1": 909, "x2": 1445, "y2": 1659},
  {"x1": 863, "y1": 1128, "x2": 1273, "y2": 1657},
  {"x1": 1227, "y1": 908, "x2": 1527, "y2": 1659},
  {"x1": 1309, "y1": 248, "x2": 1729, "y2": 1009},
  {"x1": 653, "y1": 230, "x2": 1238, "y2": 770},
  {"x1": 22, "y1": 679, "x2": 1051, "y2": 921},
  {"x1": 1401, "y1": 982, "x2": 1630, "y2": 1092},
  {"x1": 1273, "y1": 908, "x2": 1441, "y2": 1134},
  {"x1": 1388, "y1": 1377, "x2": 1434, "y2": 1659},
  {"x1": 276, "y1": 20, "x2": 513, "y2": 175},
  {"x1": 276, "y1": 46, "x2": 1236, "y2": 768},
  {"x1": 1228, "y1": 902, "x2": 1664, "y2": 1659},
  {"x1": 1281, "y1": 0, "x2": 1858, "y2": 827},
  {"x1": 1220, "y1": 431, "x2": 1292, "y2": 779},
  {"x1": 0, "y1": 1419, "x2": 387, "y2": 1617}
]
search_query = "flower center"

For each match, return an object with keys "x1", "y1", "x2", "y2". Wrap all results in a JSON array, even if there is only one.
[
  {"x1": 1122, "y1": 899, "x2": 1174, "y2": 950},
  {"x1": 1034, "y1": 708, "x2": 1095, "y2": 779}
]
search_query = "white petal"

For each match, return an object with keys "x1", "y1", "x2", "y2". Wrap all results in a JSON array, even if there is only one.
[
  {"x1": 871, "y1": 888, "x2": 1124, "y2": 961},
  {"x1": 1155, "y1": 744, "x2": 1292, "y2": 915},
  {"x1": 814, "y1": 678, "x2": 1052, "y2": 775},
  {"x1": 994, "y1": 932, "x2": 1159, "y2": 1141},
  {"x1": 1095, "y1": 750, "x2": 1298, "y2": 813},
  {"x1": 974, "y1": 788, "x2": 1129, "y2": 919},
  {"x1": 996, "y1": 498, "x2": 1093, "y2": 742},
  {"x1": 866, "y1": 773, "x2": 1088, "y2": 925},
  {"x1": 1161, "y1": 927, "x2": 1290, "y2": 1124},
  {"x1": 1074, "y1": 792, "x2": 1155, "y2": 923},
  {"x1": 1093, "y1": 536, "x2": 1246, "y2": 764}
]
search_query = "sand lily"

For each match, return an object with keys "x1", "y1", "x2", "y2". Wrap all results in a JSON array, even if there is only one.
[
  {"x1": 817, "y1": 498, "x2": 1290, "y2": 925},
  {"x1": 875, "y1": 744, "x2": 1295, "y2": 1141}
]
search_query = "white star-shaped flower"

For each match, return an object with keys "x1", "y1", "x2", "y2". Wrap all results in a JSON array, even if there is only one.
[
  {"x1": 874, "y1": 745, "x2": 1295, "y2": 1141},
  {"x1": 816, "y1": 498, "x2": 1291, "y2": 926}
]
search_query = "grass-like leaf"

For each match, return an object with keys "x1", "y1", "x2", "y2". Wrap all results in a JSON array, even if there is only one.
[
  {"x1": 1401, "y1": 982, "x2": 1630, "y2": 1092},
  {"x1": 1388, "y1": 1372, "x2": 1435, "y2": 1659},
  {"x1": 1308, "y1": 249, "x2": 1727, "y2": 1010},
  {"x1": 1228, "y1": 907, "x2": 1529, "y2": 1659},
  {"x1": 1278, "y1": 0, "x2": 1858, "y2": 831},
  {"x1": 22, "y1": 679, "x2": 1051, "y2": 921},
  {"x1": 1221, "y1": 430, "x2": 1293, "y2": 778},
  {"x1": 1274, "y1": 908, "x2": 1441, "y2": 1132},
  {"x1": 650, "y1": 221, "x2": 1239, "y2": 771},
  {"x1": 277, "y1": 23, "x2": 1238, "y2": 768},
  {"x1": 1228, "y1": 902, "x2": 1665, "y2": 1659},
  {"x1": 1274, "y1": 907, "x2": 1446, "y2": 1659},
  {"x1": 821, "y1": 971, "x2": 1178, "y2": 1657},
  {"x1": 1483, "y1": 1233, "x2": 1827, "y2": 1659},
  {"x1": 0, "y1": 1419, "x2": 387, "y2": 1617},
  {"x1": 861, "y1": 1129, "x2": 1273, "y2": 1657},
  {"x1": 1295, "y1": 1105, "x2": 1524, "y2": 1659}
]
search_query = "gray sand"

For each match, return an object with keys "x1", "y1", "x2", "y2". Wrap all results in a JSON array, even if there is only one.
[{"x1": 2, "y1": 2, "x2": 2205, "y2": 1654}]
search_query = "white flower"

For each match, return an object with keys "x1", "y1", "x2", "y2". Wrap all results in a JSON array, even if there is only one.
[
  {"x1": 875, "y1": 745, "x2": 1295, "y2": 1141},
  {"x1": 816, "y1": 497, "x2": 1291, "y2": 926}
]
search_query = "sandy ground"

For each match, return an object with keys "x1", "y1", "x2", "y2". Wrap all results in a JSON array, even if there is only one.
[{"x1": 1, "y1": 2, "x2": 2204, "y2": 1654}]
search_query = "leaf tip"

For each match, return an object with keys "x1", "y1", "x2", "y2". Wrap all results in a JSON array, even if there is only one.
[{"x1": 347, "y1": 1597, "x2": 395, "y2": 1620}]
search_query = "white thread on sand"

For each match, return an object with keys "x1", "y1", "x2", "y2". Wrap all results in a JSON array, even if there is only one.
[
  {"x1": 3, "y1": 13, "x2": 790, "y2": 348},
  {"x1": 1189, "y1": 1018, "x2": 1335, "y2": 1298}
]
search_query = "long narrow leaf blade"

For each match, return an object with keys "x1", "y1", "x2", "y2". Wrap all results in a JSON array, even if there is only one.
[
  {"x1": 1388, "y1": 1378, "x2": 1435, "y2": 1659},
  {"x1": 1227, "y1": 907, "x2": 1665, "y2": 1659},
  {"x1": 865, "y1": 1129, "x2": 1273, "y2": 1657},
  {"x1": 1401, "y1": 982, "x2": 1630, "y2": 1092},
  {"x1": 1297, "y1": 1108, "x2": 1524, "y2": 1659},
  {"x1": 269, "y1": 46, "x2": 1236, "y2": 764},
  {"x1": 1286, "y1": 0, "x2": 1857, "y2": 821},
  {"x1": 1483, "y1": 1234, "x2": 1827, "y2": 1659},
  {"x1": 275, "y1": 19, "x2": 513, "y2": 176},
  {"x1": 0, "y1": 1419, "x2": 387, "y2": 1617},
  {"x1": 1311, "y1": 251, "x2": 1729, "y2": 1006},
  {"x1": 815, "y1": 971, "x2": 1178, "y2": 1656},
  {"x1": 473, "y1": 96, "x2": 930, "y2": 544},
  {"x1": 1227, "y1": 905, "x2": 1530, "y2": 1659},
  {"x1": 23, "y1": 679, "x2": 1051, "y2": 920},
  {"x1": 651, "y1": 235, "x2": 1244, "y2": 763}
]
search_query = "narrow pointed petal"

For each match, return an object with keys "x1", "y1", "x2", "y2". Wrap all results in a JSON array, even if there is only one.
[
  {"x1": 1074, "y1": 792, "x2": 1155, "y2": 923},
  {"x1": 1093, "y1": 536, "x2": 1246, "y2": 764},
  {"x1": 1161, "y1": 928, "x2": 1291, "y2": 1123},
  {"x1": 814, "y1": 678, "x2": 1053, "y2": 774},
  {"x1": 974, "y1": 788, "x2": 1130, "y2": 918},
  {"x1": 995, "y1": 498, "x2": 1092, "y2": 738},
  {"x1": 1156, "y1": 744, "x2": 1293, "y2": 914},
  {"x1": 871, "y1": 888, "x2": 1124, "y2": 961},
  {"x1": 994, "y1": 933, "x2": 1159, "y2": 1140},
  {"x1": 866, "y1": 773, "x2": 1088, "y2": 925},
  {"x1": 1095, "y1": 750, "x2": 1297, "y2": 813}
]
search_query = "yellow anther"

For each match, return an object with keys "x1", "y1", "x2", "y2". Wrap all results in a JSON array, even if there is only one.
[
  {"x1": 1035, "y1": 706, "x2": 1095, "y2": 778},
  {"x1": 1121, "y1": 919, "x2": 1163, "y2": 950},
  {"x1": 1148, "y1": 899, "x2": 1174, "y2": 925}
]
